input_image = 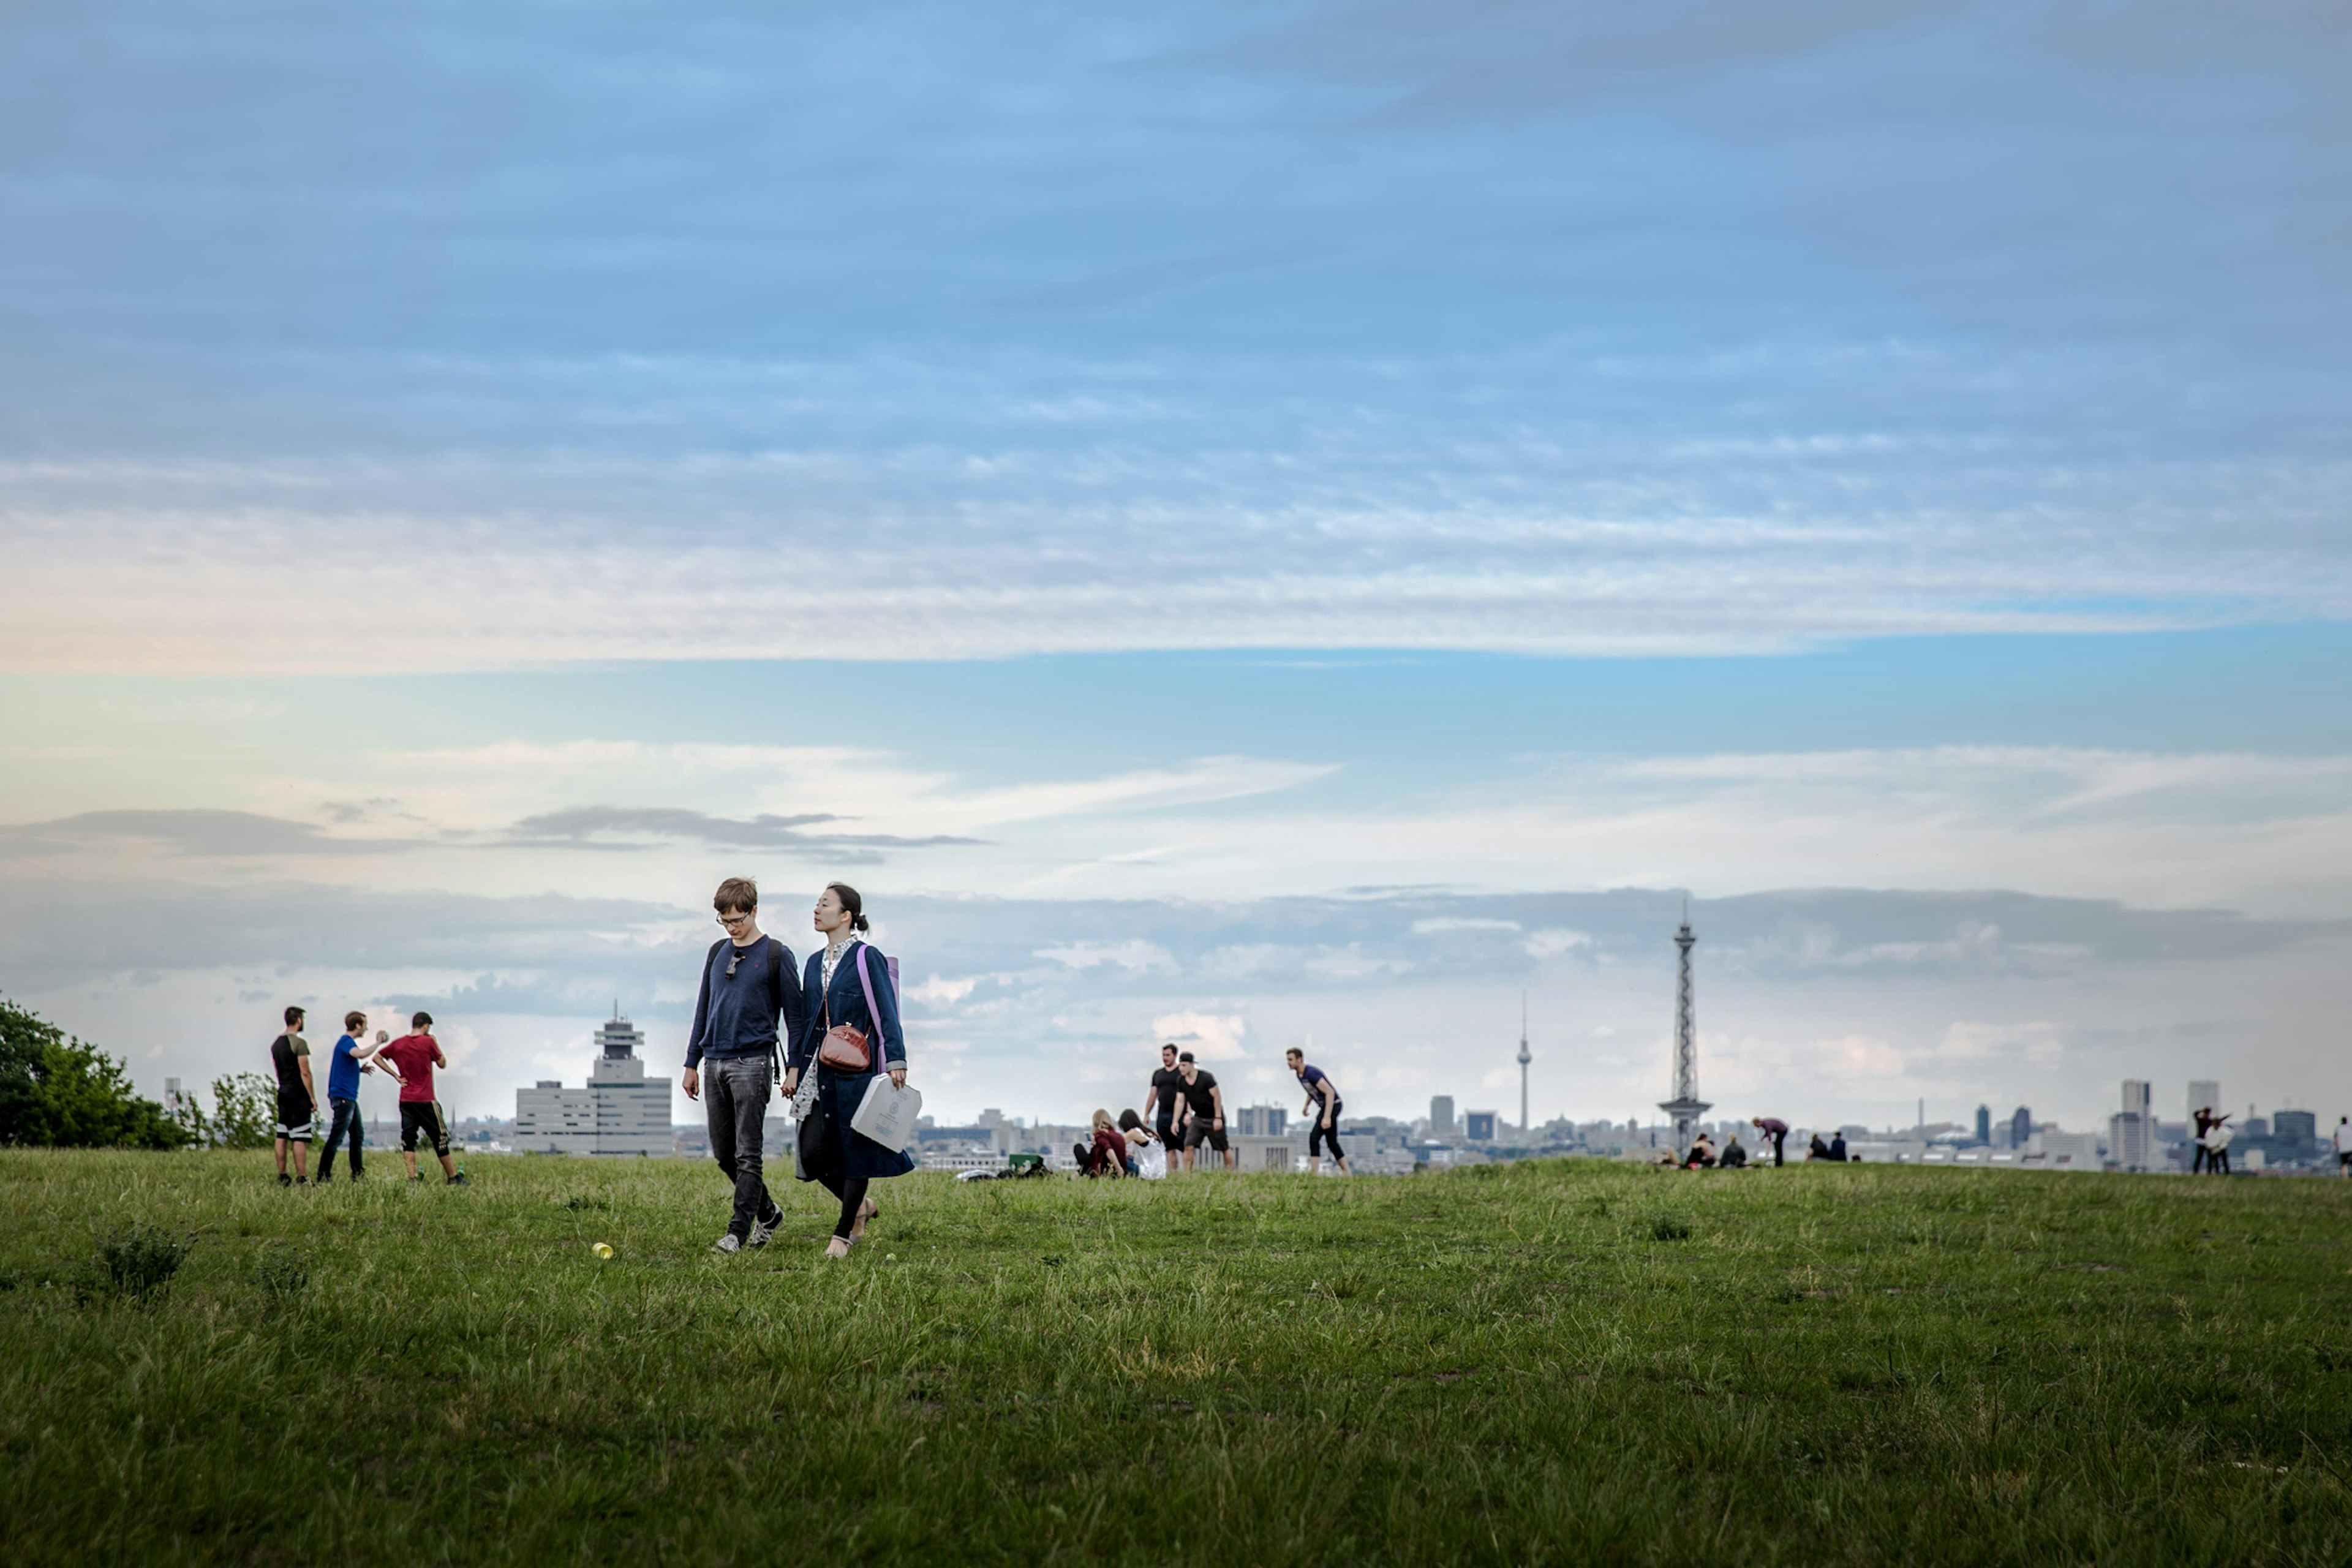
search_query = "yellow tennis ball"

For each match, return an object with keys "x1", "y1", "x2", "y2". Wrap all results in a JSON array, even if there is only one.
[{"x1": 592, "y1": 1242, "x2": 614, "y2": 1259}]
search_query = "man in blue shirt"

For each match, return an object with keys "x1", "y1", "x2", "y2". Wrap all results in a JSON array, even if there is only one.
[
  {"x1": 684, "y1": 876, "x2": 806, "y2": 1254},
  {"x1": 318, "y1": 1010, "x2": 388, "y2": 1182},
  {"x1": 1286, "y1": 1047, "x2": 1351, "y2": 1176}
]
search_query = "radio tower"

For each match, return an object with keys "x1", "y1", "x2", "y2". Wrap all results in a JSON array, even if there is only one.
[
  {"x1": 1516, "y1": 991, "x2": 1532, "y2": 1131},
  {"x1": 1657, "y1": 902, "x2": 1709, "y2": 1146}
]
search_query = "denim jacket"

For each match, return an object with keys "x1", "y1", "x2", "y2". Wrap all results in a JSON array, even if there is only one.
[{"x1": 789, "y1": 940, "x2": 907, "y2": 1077}]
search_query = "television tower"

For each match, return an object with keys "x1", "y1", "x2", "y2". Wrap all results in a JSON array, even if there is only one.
[
  {"x1": 1516, "y1": 991, "x2": 1532, "y2": 1131},
  {"x1": 1657, "y1": 902, "x2": 1709, "y2": 1145}
]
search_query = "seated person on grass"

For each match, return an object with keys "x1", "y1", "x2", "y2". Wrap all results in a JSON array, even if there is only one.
[{"x1": 1720, "y1": 1134, "x2": 1747, "y2": 1168}]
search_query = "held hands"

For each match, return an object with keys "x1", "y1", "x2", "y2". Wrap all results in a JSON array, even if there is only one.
[{"x1": 782, "y1": 1069, "x2": 798, "y2": 1098}]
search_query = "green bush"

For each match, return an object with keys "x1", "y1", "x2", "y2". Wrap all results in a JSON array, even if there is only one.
[
  {"x1": 93, "y1": 1223, "x2": 191, "y2": 1302},
  {"x1": 251, "y1": 1245, "x2": 310, "y2": 1304},
  {"x1": 202, "y1": 1074, "x2": 276, "y2": 1151},
  {"x1": 0, "y1": 997, "x2": 188, "y2": 1150}
]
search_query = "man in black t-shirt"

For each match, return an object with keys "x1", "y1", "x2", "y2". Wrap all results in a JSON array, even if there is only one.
[
  {"x1": 268, "y1": 1004, "x2": 316, "y2": 1186},
  {"x1": 1142, "y1": 1042, "x2": 1186, "y2": 1159},
  {"x1": 1175, "y1": 1052, "x2": 1231, "y2": 1172}
]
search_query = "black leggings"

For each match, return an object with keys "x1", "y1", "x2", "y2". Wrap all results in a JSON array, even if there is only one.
[
  {"x1": 814, "y1": 1171, "x2": 871, "y2": 1240},
  {"x1": 1308, "y1": 1104, "x2": 1346, "y2": 1161}
]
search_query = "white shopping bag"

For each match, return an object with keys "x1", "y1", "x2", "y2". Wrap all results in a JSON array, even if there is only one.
[{"x1": 850, "y1": 1074, "x2": 923, "y2": 1153}]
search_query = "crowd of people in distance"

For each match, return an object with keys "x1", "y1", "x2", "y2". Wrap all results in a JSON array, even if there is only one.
[
  {"x1": 262, "y1": 1004, "x2": 467, "y2": 1186},
  {"x1": 1078, "y1": 1042, "x2": 1354, "y2": 1179},
  {"x1": 1656, "y1": 1117, "x2": 1839, "y2": 1169}
]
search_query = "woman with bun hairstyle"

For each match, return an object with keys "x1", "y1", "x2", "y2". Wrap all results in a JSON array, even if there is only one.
[{"x1": 786, "y1": 881, "x2": 913, "y2": 1258}]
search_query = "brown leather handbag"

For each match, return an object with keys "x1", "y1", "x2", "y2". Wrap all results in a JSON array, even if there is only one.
[{"x1": 815, "y1": 944, "x2": 880, "y2": 1071}]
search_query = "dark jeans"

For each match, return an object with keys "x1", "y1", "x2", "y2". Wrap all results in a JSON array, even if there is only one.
[
  {"x1": 705, "y1": 1055, "x2": 783, "y2": 1240},
  {"x1": 319, "y1": 1096, "x2": 364, "y2": 1178},
  {"x1": 1768, "y1": 1132, "x2": 1786, "y2": 1167},
  {"x1": 1307, "y1": 1104, "x2": 1346, "y2": 1161}
]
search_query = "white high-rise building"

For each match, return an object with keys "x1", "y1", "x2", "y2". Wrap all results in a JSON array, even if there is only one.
[
  {"x1": 516, "y1": 1005, "x2": 671, "y2": 1156},
  {"x1": 2109, "y1": 1079, "x2": 2155, "y2": 1171},
  {"x1": 2188, "y1": 1079, "x2": 2220, "y2": 1121}
]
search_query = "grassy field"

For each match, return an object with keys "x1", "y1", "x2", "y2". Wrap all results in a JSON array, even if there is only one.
[{"x1": 2, "y1": 1151, "x2": 2347, "y2": 1566}]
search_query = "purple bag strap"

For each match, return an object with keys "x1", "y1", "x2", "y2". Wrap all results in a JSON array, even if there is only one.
[{"x1": 853, "y1": 944, "x2": 889, "y2": 1071}]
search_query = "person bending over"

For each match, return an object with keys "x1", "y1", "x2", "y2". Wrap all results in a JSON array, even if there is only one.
[{"x1": 1286, "y1": 1047, "x2": 1351, "y2": 1176}]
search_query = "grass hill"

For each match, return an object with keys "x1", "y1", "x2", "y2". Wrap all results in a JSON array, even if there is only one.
[{"x1": 2, "y1": 1150, "x2": 2346, "y2": 1565}]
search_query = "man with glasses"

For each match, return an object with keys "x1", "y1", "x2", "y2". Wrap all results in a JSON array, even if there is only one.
[{"x1": 684, "y1": 877, "x2": 806, "y2": 1254}]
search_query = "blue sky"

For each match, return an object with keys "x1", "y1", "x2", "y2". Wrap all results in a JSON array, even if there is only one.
[{"x1": 1, "y1": 2, "x2": 2347, "y2": 1133}]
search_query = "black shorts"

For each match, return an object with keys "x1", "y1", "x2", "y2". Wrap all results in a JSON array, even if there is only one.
[
  {"x1": 275, "y1": 1094, "x2": 314, "y2": 1142},
  {"x1": 1307, "y1": 1105, "x2": 1346, "y2": 1159},
  {"x1": 400, "y1": 1101, "x2": 449, "y2": 1156},
  {"x1": 1183, "y1": 1120, "x2": 1227, "y2": 1153},
  {"x1": 1153, "y1": 1112, "x2": 1177, "y2": 1147}
]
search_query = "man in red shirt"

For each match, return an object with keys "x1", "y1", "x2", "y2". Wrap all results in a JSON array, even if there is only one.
[{"x1": 377, "y1": 1011, "x2": 466, "y2": 1185}]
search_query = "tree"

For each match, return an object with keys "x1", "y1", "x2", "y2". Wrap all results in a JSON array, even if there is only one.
[
  {"x1": 0, "y1": 996, "x2": 190, "y2": 1149},
  {"x1": 204, "y1": 1073, "x2": 276, "y2": 1151}
]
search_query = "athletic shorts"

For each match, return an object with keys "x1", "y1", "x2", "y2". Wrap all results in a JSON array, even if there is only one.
[
  {"x1": 1153, "y1": 1113, "x2": 1176, "y2": 1148},
  {"x1": 1307, "y1": 1105, "x2": 1346, "y2": 1159},
  {"x1": 275, "y1": 1095, "x2": 314, "y2": 1142},
  {"x1": 1183, "y1": 1120, "x2": 1228, "y2": 1153},
  {"x1": 400, "y1": 1101, "x2": 450, "y2": 1156}
]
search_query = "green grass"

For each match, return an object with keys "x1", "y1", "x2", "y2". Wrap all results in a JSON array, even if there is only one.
[{"x1": 3, "y1": 1152, "x2": 2348, "y2": 1566}]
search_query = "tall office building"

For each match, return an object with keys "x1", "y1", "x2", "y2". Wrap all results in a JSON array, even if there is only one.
[
  {"x1": 2008, "y1": 1106, "x2": 2032, "y2": 1149},
  {"x1": 516, "y1": 1005, "x2": 671, "y2": 1156},
  {"x1": 1464, "y1": 1110, "x2": 1497, "y2": 1142},
  {"x1": 1974, "y1": 1104, "x2": 1991, "y2": 1146},
  {"x1": 2187, "y1": 1079, "x2": 2220, "y2": 1121},
  {"x1": 1429, "y1": 1096, "x2": 1457, "y2": 1139},
  {"x1": 1235, "y1": 1104, "x2": 1289, "y2": 1137},
  {"x1": 2108, "y1": 1079, "x2": 2155, "y2": 1171}
]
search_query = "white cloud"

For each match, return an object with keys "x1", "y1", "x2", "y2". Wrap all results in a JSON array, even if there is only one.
[
  {"x1": 1037, "y1": 941, "x2": 1177, "y2": 974},
  {"x1": 905, "y1": 973, "x2": 981, "y2": 1005},
  {"x1": 1523, "y1": 928, "x2": 1592, "y2": 957},
  {"x1": 1152, "y1": 1009, "x2": 1250, "y2": 1061}
]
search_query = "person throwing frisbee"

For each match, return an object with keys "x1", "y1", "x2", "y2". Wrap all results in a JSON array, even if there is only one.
[{"x1": 1286, "y1": 1047, "x2": 1350, "y2": 1175}]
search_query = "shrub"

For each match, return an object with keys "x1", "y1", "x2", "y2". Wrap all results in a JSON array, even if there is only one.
[
  {"x1": 94, "y1": 1224, "x2": 192, "y2": 1302},
  {"x1": 202, "y1": 1074, "x2": 276, "y2": 1152},
  {"x1": 252, "y1": 1245, "x2": 310, "y2": 1304}
]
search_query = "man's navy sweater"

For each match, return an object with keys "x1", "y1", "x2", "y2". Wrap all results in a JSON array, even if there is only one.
[{"x1": 685, "y1": 936, "x2": 805, "y2": 1068}]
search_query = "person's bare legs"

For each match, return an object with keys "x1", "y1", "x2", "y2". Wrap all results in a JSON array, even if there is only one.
[
  {"x1": 274, "y1": 1137, "x2": 290, "y2": 1179},
  {"x1": 292, "y1": 1141, "x2": 309, "y2": 1182},
  {"x1": 437, "y1": 1152, "x2": 457, "y2": 1180},
  {"x1": 401, "y1": 1148, "x2": 419, "y2": 1180}
]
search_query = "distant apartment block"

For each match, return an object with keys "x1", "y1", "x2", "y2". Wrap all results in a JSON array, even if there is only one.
[{"x1": 514, "y1": 1006, "x2": 671, "y2": 1156}]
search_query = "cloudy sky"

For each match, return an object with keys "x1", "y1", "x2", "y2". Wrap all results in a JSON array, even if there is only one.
[{"x1": 2, "y1": 1, "x2": 2347, "y2": 1133}]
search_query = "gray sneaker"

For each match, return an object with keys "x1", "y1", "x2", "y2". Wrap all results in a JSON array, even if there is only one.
[
  {"x1": 748, "y1": 1214, "x2": 778, "y2": 1248},
  {"x1": 710, "y1": 1232, "x2": 742, "y2": 1255}
]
